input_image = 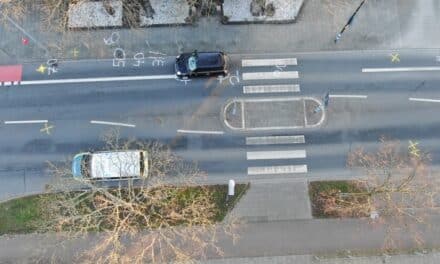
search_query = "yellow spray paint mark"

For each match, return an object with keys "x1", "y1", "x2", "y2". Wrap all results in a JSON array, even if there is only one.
[
  {"x1": 390, "y1": 53, "x2": 400, "y2": 63},
  {"x1": 36, "y1": 64, "x2": 47, "y2": 74},
  {"x1": 72, "y1": 48, "x2": 79, "y2": 58},
  {"x1": 40, "y1": 123, "x2": 54, "y2": 135},
  {"x1": 408, "y1": 140, "x2": 420, "y2": 157}
]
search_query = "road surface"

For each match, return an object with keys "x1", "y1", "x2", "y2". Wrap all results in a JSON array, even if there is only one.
[{"x1": 1, "y1": 49, "x2": 440, "y2": 199}]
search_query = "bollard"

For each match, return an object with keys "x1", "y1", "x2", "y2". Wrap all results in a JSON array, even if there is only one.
[{"x1": 226, "y1": 179, "x2": 235, "y2": 203}]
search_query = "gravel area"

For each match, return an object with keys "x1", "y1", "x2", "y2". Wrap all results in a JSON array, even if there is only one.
[
  {"x1": 140, "y1": 0, "x2": 190, "y2": 26},
  {"x1": 68, "y1": 0, "x2": 123, "y2": 28},
  {"x1": 223, "y1": 0, "x2": 304, "y2": 23}
]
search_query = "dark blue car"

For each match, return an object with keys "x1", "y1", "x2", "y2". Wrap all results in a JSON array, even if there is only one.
[{"x1": 175, "y1": 50, "x2": 228, "y2": 78}]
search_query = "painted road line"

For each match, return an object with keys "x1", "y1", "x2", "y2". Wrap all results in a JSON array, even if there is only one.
[
  {"x1": 4, "y1": 120, "x2": 48, "y2": 124},
  {"x1": 20, "y1": 75, "x2": 176, "y2": 86},
  {"x1": 243, "y1": 84, "x2": 300, "y2": 94},
  {"x1": 362, "y1": 67, "x2": 440, "y2": 73},
  {"x1": 248, "y1": 164, "x2": 308, "y2": 175},
  {"x1": 246, "y1": 150, "x2": 306, "y2": 160},
  {"x1": 177, "y1": 129, "x2": 225, "y2": 135},
  {"x1": 90, "y1": 120, "x2": 136, "y2": 128},
  {"x1": 246, "y1": 135, "x2": 305, "y2": 145},
  {"x1": 409, "y1": 98, "x2": 440, "y2": 103},
  {"x1": 242, "y1": 58, "x2": 297, "y2": 67},
  {"x1": 242, "y1": 71, "x2": 299, "y2": 80},
  {"x1": 329, "y1": 94, "x2": 368, "y2": 99}
]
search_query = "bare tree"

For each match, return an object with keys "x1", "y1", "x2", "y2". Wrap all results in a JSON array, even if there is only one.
[
  {"x1": 0, "y1": 0, "x2": 26, "y2": 23},
  {"x1": 315, "y1": 137, "x2": 440, "y2": 250},
  {"x1": 43, "y1": 130, "x2": 239, "y2": 263}
]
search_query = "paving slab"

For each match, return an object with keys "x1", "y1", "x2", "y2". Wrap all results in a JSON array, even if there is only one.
[
  {"x1": 140, "y1": 0, "x2": 190, "y2": 26},
  {"x1": 231, "y1": 180, "x2": 312, "y2": 222},
  {"x1": 223, "y1": 0, "x2": 304, "y2": 23},
  {"x1": 67, "y1": 0, "x2": 123, "y2": 29}
]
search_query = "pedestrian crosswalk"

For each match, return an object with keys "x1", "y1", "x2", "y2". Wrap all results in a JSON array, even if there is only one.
[
  {"x1": 240, "y1": 57, "x2": 301, "y2": 94},
  {"x1": 245, "y1": 135, "x2": 305, "y2": 145},
  {"x1": 248, "y1": 164, "x2": 308, "y2": 175},
  {"x1": 243, "y1": 84, "x2": 300, "y2": 94},
  {"x1": 245, "y1": 134, "x2": 308, "y2": 177},
  {"x1": 241, "y1": 58, "x2": 298, "y2": 67},
  {"x1": 240, "y1": 57, "x2": 307, "y2": 177},
  {"x1": 242, "y1": 71, "x2": 299, "y2": 80}
]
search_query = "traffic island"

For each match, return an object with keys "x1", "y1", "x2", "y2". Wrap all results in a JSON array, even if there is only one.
[{"x1": 222, "y1": 97, "x2": 325, "y2": 132}]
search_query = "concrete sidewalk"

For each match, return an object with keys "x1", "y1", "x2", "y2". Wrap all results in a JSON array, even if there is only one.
[
  {"x1": 231, "y1": 181, "x2": 312, "y2": 222},
  {"x1": 2, "y1": 217, "x2": 440, "y2": 263},
  {"x1": 0, "y1": 0, "x2": 437, "y2": 64},
  {"x1": 206, "y1": 252, "x2": 440, "y2": 264}
]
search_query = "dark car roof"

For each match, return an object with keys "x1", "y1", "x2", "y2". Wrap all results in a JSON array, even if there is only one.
[{"x1": 196, "y1": 52, "x2": 224, "y2": 68}]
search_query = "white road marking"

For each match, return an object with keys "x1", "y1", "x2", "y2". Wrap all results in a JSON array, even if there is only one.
[
  {"x1": 177, "y1": 129, "x2": 224, "y2": 135},
  {"x1": 246, "y1": 135, "x2": 305, "y2": 145},
  {"x1": 243, "y1": 84, "x2": 300, "y2": 94},
  {"x1": 4, "y1": 120, "x2": 48, "y2": 124},
  {"x1": 436, "y1": 56, "x2": 440, "y2": 62},
  {"x1": 223, "y1": 97, "x2": 325, "y2": 131},
  {"x1": 409, "y1": 97, "x2": 440, "y2": 103},
  {"x1": 242, "y1": 58, "x2": 297, "y2": 67},
  {"x1": 329, "y1": 94, "x2": 368, "y2": 99},
  {"x1": 242, "y1": 71, "x2": 299, "y2": 80},
  {"x1": 247, "y1": 150, "x2": 306, "y2": 160},
  {"x1": 362, "y1": 67, "x2": 440, "y2": 73},
  {"x1": 20, "y1": 75, "x2": 176, "y2": 86},
  {"x1": 90, "y1": 120, "x2": 136, "y2": 128},
  {"x1": 248, "y1": 164, "x2": 308, "y2": 175}
]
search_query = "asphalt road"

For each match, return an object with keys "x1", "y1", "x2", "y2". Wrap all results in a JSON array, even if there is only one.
[{"x1": 1, "y1": 49, "x2": 440, "y2": 199}]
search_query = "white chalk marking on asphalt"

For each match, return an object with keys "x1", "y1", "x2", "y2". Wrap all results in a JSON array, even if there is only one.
[
  {"x1": 242, "y1": 71, "x2": 299, "y2": 80},
  {"x1": 20, "y1": 75, "x2": 176, "y2": 86},
  {"x1": 247, "y1": 150, "x2": 306, "y2": 160},
  {"x1": 242, "y1": 58, "x2": 297, "y2": 67},
  {"x1": 4, "y1": 120, "x2": 48, "y2": 124},
  {"x1": 362, "y1": 67, "x2": 440, "y2": 73},
  {"x1": 246, "y1": 135, "x2": 305, "y2": 145},
  {"x1": 409, "y1": 98, "x2": 440, "y2": 103},
  {"x1": 243, "y1": 84, "x2": 300, "y2": 94},
  {"x1": 248, "y1": 164, "x2": 308, "y2": 175},
  {"x1": 90, "y1": 120, "x2": 136, "y2": 128},
  {"x1": 177, "y1": 129, "x2": 224, "y2": 135},
  {"x1": 329, "y1": 94, "x2": 368, "y2": 99}
]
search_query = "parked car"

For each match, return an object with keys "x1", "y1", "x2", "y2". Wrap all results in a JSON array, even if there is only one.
[
  {"x1": 72, "y1": 150, "x2": 149, "y2": 180},
  {"x1": 175, "y1": 50, "x2": 228, "y2": 78}
]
